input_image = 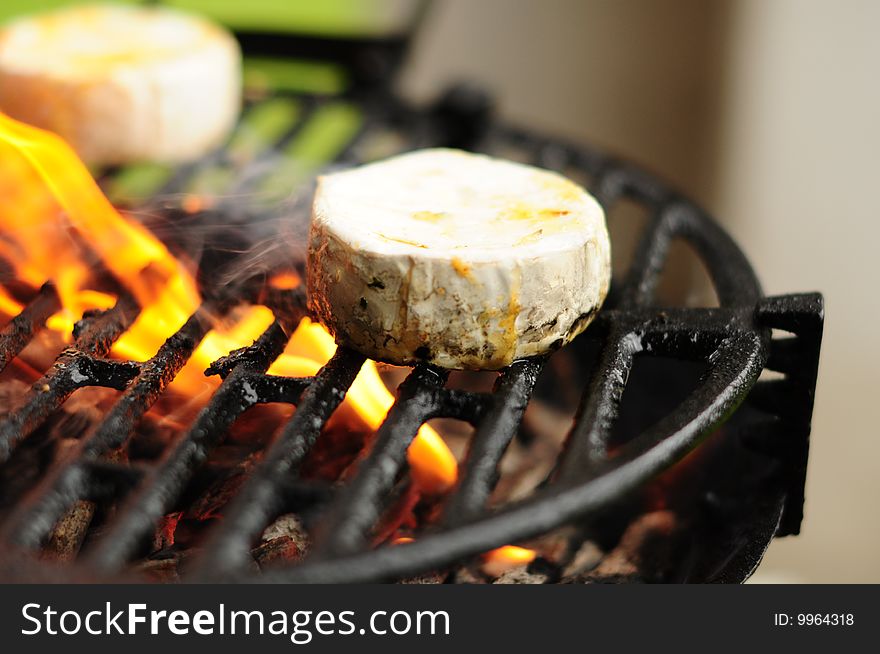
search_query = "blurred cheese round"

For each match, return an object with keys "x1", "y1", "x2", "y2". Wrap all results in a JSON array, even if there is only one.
[
  {"x1": 308, "y1": 148, "x2": 611, "y2": 370},
  {"x1": 0, "y1": 4, "x2": 241, "y2": 164}
]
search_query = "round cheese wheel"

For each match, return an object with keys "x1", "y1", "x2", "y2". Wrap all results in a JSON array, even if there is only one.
[
  {"x1": 0, "y1": 4, "x2": 241, "y2": 165},
  {"x1": 308, "y1": 148, "x2": 611, "y2": 370}
]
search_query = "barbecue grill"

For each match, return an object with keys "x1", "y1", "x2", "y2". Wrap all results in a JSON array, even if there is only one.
[{"x1": 0, "y1": 2, "x2": 823, "y2": 583}]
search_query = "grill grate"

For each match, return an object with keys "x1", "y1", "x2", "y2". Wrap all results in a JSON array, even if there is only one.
[{"x1": 0, "y1": 86, "x2": 823, "y2": 583}]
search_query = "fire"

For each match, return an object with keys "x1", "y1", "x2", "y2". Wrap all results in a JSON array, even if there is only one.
[
  {"x1": 269, "y1": 318, "x2": 458, "y2": 493},
  {"x1": 482, "y1": 545, "x2": 536, "y2": 576},
  {"x1": 0, "y1": 111, "x2": 198, "y2": 357},
  {"x1": 0, "y1": 112, "x2": 456, "y2": 492},
  {"x1": 268, "y1": 270, "x2": 301, "y2": 290},
  {"x1": 392, "y1": 537, "x2": 536, "y2": 576},
  {"x1": 484, "y1": 545, "x2": 536, "y2": 565}
]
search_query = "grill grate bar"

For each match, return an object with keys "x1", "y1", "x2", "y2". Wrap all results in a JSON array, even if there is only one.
[
  {"x1": 754, "y1": 293, "x2": 823, "y2": 535},
  {"x1": 617, "y1": 208, "x2": 675, "y2": 309},
  {"x1": 0, "y1": 294, "x2": 140, "y2": 463},
  {"x1": 441, "y1": 359, "x2": 543, "y2": 527},
  {"x1": 0, "y1": 283, "x2": 60, "y2": 373},
  {"x1": 192, "y1": 347, "x2": 364, "y2": 578},
  {"x1": 614, "y1": 331, "x2": 765, "y2": 462},
  {"x1": 625, "y1": 307, "x2": 745, "y2": 346},
  {"x1": 308, "y1": 364, "x2": 448, "y2": 560},
  {"x1": 436, "y1": 388, "x2": 491, "y2": 425},
  {"x1": 553, "y1": 327, "x2": 637, "y2": 484},
  {"x1": 2, "y1": 308, "x2": 213, "y2": 548},
  {"x1": 81, "y1": 311, "x2": 213, "y2": 458},
  {"x1": 85, "y1": 315, "x2": 299, "y2": 573}
]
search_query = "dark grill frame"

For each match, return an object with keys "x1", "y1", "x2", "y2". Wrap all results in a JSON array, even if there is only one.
[{"x1": 0, "y1": 84, "x2": 823, "y2": 583}]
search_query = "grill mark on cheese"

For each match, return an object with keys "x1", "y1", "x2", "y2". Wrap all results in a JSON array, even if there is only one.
[
  {"x1": 490, "y1": 268, "x2": 522, "y2": 368},
  {"x1": 450, "y1": 257, "x2": 474, "y2": 281},
  {"x1": 395, "y1": 258, "x2": 417, "y2": 354},
  {"x1": 412, "y1": 210, "x2": 446, "y2": 222},
  {"x1": 378, "y1": 234, "x2": 429, "y2": 249},
  {"x1": 498, "y1": 201, "x2": 572, "y2": 222}
]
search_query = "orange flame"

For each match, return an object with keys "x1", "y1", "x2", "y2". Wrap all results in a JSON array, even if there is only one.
[
  {"x1": 0, "y1": 112, "x2": 456, "y2": 491},
  {"x1": 392, "y1": 537, "x2": 535, "y2": 574},
  {"x1": 484, "y1": 545, "x2": 536, "y2": 565},
  {"x1": 269, "y1": 318, "x2": 458, "y2": 493},
  {"x1": 482, "y1": 545, "x2": 537, "y2": 576},
  {"x1": 0, "y1": 112, "x2": 198, "y2": 350},
  {"x1": 268, "y1": 270, "x2": 301, "y2": 290}
]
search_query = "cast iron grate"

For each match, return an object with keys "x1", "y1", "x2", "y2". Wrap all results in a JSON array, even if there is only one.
[{"x1": 0, "y1": 84, "x2": 823, "y2": 583}]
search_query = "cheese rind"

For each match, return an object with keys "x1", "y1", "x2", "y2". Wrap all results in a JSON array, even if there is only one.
[
  {"x1": 308, "y1": 148, "x2": 611, "y2": 370},
  {"x1": 0, "y1": 4, "x2": 241, "y2": 164}
]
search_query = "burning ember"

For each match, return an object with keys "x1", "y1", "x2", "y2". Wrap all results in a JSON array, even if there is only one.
[
  {"x1": 0, "y1": 111, "x2": 456, "y2": 495},
  {"x1": 482, "y1": 545, "x2": 537, "y2": 577}
]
